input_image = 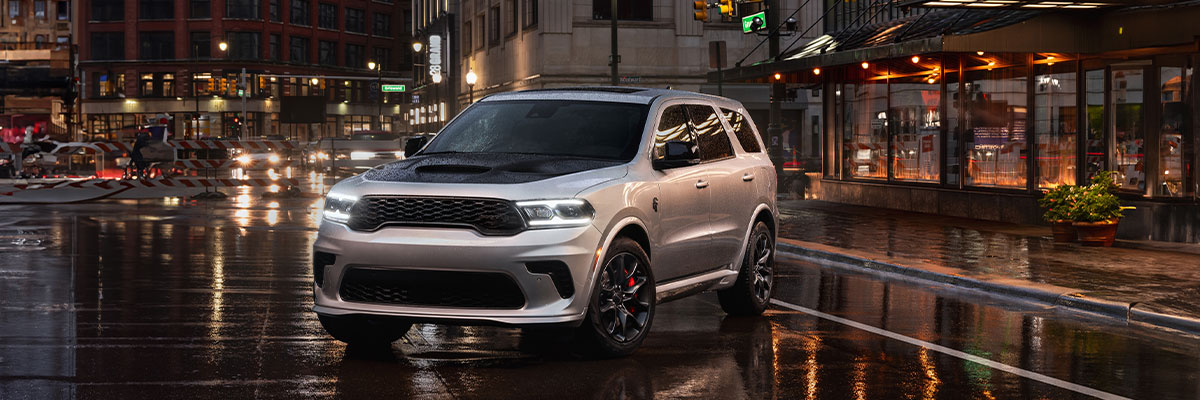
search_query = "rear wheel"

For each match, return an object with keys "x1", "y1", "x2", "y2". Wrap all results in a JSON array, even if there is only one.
[
  {"x1": 718, "y1": 221, "x2": 775, "y2": 316},
  {"x1": 578, "y1": 238, "x2": 655, "y2": 358},
  {"x1": 317, "y1": 314, "x2": 411, "y2": 348}
]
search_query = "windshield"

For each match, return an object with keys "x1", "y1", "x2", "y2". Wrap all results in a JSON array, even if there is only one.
[{"x1": 422, "y1": 100, "x2": 649, "y2": 161}]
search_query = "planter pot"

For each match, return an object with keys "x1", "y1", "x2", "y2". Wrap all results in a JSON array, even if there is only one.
[
  {"x1": 1051, "y1": 220, "x2": 1077, "y2": 243},
  {"x1": 1073, "y1": 219, "x2": 1119, "y2": 247}
]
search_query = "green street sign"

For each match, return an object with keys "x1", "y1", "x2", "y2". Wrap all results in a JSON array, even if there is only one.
[
  {"x1": 742, "y1": 11, "x2": 766, "y2": 34},
  {"x1": 381, "y1": 84, "x2": 407, "y2": 93}
]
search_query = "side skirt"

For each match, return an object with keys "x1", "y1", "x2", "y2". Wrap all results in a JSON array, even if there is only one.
[{"x1": 655, "y1": 266, "x2": 739, "y2": 304}]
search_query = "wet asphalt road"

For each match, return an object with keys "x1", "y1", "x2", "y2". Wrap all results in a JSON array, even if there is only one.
[{"x1": 2, "y1": 191, "x2": 1199, "y2": 399}]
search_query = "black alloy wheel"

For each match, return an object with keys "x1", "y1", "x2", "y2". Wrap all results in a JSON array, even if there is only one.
[
  {"x1": 580, "y1": 237, "x2": 655, "y2": 358},
  {"x1": 718, "y1": 221, "x2": 775, "y2": 315}
]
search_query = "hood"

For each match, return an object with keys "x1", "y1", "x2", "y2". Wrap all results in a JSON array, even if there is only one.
[{"x1": 360, "y1": 152, "x2": 625, "y2": 184}]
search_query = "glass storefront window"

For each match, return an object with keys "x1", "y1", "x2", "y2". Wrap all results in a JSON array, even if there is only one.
[
  {"x1": 1084, "y1": 68, "x2": 1106, "y2": 180},
  {"x1": 964, "y1": 55, "x2": 1028, "y2": 188},
  {"x1": 1158, "y1": 66, "x2": 1191, "y2": 197},
  {"x1": 1034, "y1": 62, "x2": 1078, "y2": 188},
  {"x1": 841, "y1": 80, "x2": 888, "y2": 180},
  {"x1": 1111, "y1": 67, "x2": 1145, "y2": 193},
  {"x1": 890, "y1": 75, "x2": 940, "y2": 183},
  {"x1": 946, "y1": 64, "x2": 961, "y2": 187}
]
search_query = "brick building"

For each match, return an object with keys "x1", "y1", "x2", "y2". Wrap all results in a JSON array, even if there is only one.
[{"x1": 76, "y1": 0, "x2": 413, "y2": 141}]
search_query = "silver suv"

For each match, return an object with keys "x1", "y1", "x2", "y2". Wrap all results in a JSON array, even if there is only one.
[{"x1": 313, "y1": 87, "x2": 777, "y2": 357}]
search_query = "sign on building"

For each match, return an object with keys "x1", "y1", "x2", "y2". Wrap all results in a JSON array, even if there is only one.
[{"x1": 428, "y1": 35, "x2": 443, "y2": 77}]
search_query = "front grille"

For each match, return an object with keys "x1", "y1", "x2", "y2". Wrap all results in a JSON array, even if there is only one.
[
  {"x1": 339, "y1": 268, "x2": 526, "y2": 309},
  {"x1": 347, "y1": 196, "x2": 526, "y2": 235}
]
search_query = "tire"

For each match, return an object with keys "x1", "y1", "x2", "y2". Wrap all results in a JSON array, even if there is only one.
[
  {"x1": 577, "y1": 237, "x2": 655, "y2": 358},
  {"x1": 317, "y1": 314, "x2": 411, "y2": 348},
  {"x1": 718, "y1": 221, "x2": 775, "y2": 316}
]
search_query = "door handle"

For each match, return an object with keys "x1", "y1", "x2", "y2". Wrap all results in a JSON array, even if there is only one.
[
  {"x1": 742, "y1": 173, "x2": 755, "y2": 182},
  {"x1": 695, "y1": 180, "x2": 709, "y2": 189}
]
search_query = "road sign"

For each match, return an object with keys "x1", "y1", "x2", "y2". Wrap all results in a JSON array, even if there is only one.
[
  {"x1": 742, "y1": 11, "x2": 766, "y2": 33},
  {"x1": 381, "y1": 84, "x2": 406, "y2": 93}
]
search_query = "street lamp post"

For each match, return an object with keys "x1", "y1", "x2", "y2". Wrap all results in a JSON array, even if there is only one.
[
  {"x1": 411, "y1": 41, "x2": 424, "y2": 134},
  {"x1": 368, "y1": 61, "x2": 382, "y2": 131},
  {"x1": 190, "y1": 40, "x2": 227, "y2": 139},
  {"x1": 431, "y1": 73, "x2": 442, "y2": 129},
  {"x1": 465, "y1": 70, "x2": 477, "y2": 104}
]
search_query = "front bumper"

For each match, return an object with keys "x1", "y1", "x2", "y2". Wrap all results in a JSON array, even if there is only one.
[{"x1": 312, "y1": 222, "x2": 603, "y2": 326}]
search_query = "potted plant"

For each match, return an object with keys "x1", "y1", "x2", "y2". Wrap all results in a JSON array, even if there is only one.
[
  {"x1": 1039, "y1": 185, "x2": 1080, "y2": 242},
  {"x1": 1071, "y1": 172, "x2": 1134, "y2": 247}
]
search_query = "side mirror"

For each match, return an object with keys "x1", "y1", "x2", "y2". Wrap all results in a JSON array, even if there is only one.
[
  {"x1": 652, "y1": 140, "x2": 699, "y2": 170},
  {"x1": 403, "y1": 136, "x2": 429, "y2": 158}
]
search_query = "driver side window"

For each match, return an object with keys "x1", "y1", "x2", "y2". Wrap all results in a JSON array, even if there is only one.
[{"x1": 654, "y1": 105, "x2": 696, "y2": 160}]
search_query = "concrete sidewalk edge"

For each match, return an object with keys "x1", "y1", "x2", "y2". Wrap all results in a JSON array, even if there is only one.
[{"x1": 776, "y1": 238, "x2": 1200, "y2": 337}]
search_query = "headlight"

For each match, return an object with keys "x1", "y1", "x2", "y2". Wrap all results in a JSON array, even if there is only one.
[
  {"x1": 323, "y1": 192, "x2": 357, "y2": 224},
  {"x1": 317, "y1": 152, "x2": 330, "y2": 160},
  {"x1": 267, "y1": 153, "x2": 280, "y2": 163},
  {"x1": 516, "y1": 199, "x2": 594, "y2": 228},
  {"x1": 350, "y1": 151, "x2": 374, "y2": 160},
  {"x1": 236, "y1": 155, "x2": 251, "y2": 164}
]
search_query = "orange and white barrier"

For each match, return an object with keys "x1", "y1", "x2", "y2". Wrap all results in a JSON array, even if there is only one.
[{"x1": 0, "y1": 177, "x2": 300, "y2": 203}]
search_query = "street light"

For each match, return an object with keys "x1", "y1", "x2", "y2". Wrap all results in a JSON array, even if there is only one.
[
  {"x1": 412, "y1": 42, "x2": 423, "y2": 52},
  {"x1": 192, "y1": 39, "x2": 227, "y2": 139},
  {"x1": 431, "y1": 73, "x2": 442, "y2": 84},
  {"x1": 465, "y1": 70, "x2": 477, "y2": 104},
  {"x1": 368, "y1": 60, "x2": 383, "y2": 131},
  {"x1": 218, "y1": 41, "x2": 228, "y2": 52}
]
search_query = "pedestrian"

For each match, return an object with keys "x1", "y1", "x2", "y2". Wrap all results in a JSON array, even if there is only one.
[{"x1": 132, "y1": 130, "x2": 150, "y2": 179}]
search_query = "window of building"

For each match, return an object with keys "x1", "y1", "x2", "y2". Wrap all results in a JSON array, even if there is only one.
[
  {"x1": 504, "y1": 0, "x2": 516, "y2": 37},
  {"x1": 140, "y1": 32, "x2": 174, "y2": 60},
  {"x1": 226, "y1": 0, "x2": 260, "y2": 19},
  {"x1": 191, "y1": 32, "x2": 211, "y2": 58},
  {"x1": 840, "y1": 80, "x2": 888, "y2": 180},
  {"x1": 1159, "y1": 65, "x2": 1192, "y2": 196},
  {"x1": 55, "y1": 0, "x2": 68, "y2": 20},
  {"x1": 721, "y1": 109, "x2": 762, "y2": 153},
  {"x1": 462, "y1": 21, "x2": 471, "y2": 52},
  {"x1": 687, "y1": 105, "x2": 734, "y2": 161},
  {"x1": 190, "y1": 0, "x2": 209, "y2": 18},
  {"x1": 318, "y1": 3, "x2": 337, "y2": 29},
  {"x1": 140, "y1": 0, "x2": 172, "y2": 19},
  {"x1": 92, "y1": 0, "x2": 122, "y2": 20},
  {"x1": 476, "y1": 14, "x2": 485, "y2": 49},
  {"x1": 268, "y1": 33, "x2": 280, "y2": 60},
  {"x1": 345, "y1": 43, "x2": 364, "y2": 68},
  {"x1": 1084, "y1": 68, "x2": 1106, "y2": 181},
  {"x1": 290, "y1": 0, "x2": 309, "y2": 25},
  {"x1": 592, "y1": 0, "x2": 652, "y2": 21},
  {"x1": 890, "y1": 74, "x2": 940, "y2": 183},
  {"x1": 1034, "y1": 62, "x2": 1078, "y2": 189},
  {"x1": 488, "y1": 6, "x2": 499, "y2": 46},
  {"x1": 964, "y1": 54, "x2": 1028, "y2": 189},
  {"x1": 1110, "y1": 66, "x2": 1145, "y2": 193},
  {"x1": 140, "y1": 74, "x2": 155, "y2": 96},
  {"x1": 269, "y1": 0, "x2": 280, "y2": 21},
  {"x1": 95, "y1": 72, "x2": 125, "y2": 97},
  {"x1": 34, "y1": 0, "x2": 45, "y2": 19},
  {"x1": 227, "y1": 31, "x2": 260, "y2": 59},
  {"x1": 91, "y1": 32, "x2": 124, "y2": 60},
  {"x1": 372, "y1": 13, "x2": 391, "y2": 37},
  {"x1": 345, "y1": 8, "x2": 365, "y2": 33},
  {"x1": 7, "y1": 0, "x2": 18, "y2": 18},
  {"x1": 373, "y1": 47, "x2": 390, "y2": 71},
  {"x1": 523, "y1": 0, "x2": 537, "y2": 28},
  {"x1": 289, "y1": 36, "x2": 309, "y2": 63},
  {"x1": 318, "y1": 40, "x2": 336, "y2": 65}
]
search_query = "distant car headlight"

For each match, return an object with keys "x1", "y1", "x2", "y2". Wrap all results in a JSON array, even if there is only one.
[
  {"x1": 236, "y1": 155, "x2": 252, "y2": 164},
  {"x1": 317, "y1": 152, "x2": 330, "y2": 160},
  {"x1": 350, "y1": 151, "x2": 374, "y2": 160},
  {"x1": 515, "y1": 199, "x2": 594, "y2": 228},
  {"x1": 267, "y1": 153, "x2": 280, "y2": 163},
  {"x1": 323, "y1": 192, "x2": 357, "y2": 224}
]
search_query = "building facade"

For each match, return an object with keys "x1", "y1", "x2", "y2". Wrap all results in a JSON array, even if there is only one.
[
  {"x1": 718, "y1": 1, "x2": 1200, "y2": 243},
  {"x1": 1, "y1": 0, "x2": 73, "y2": 142},
  {"x1": 407, "y1": 0, "x2": 826, "y2": 166},
  {"x1": 76, "y1": 0, "x2": 414, "y2": 142}
]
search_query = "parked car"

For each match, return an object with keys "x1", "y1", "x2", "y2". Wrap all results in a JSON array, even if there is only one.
[
  {"x1": 312, "y1": 88, "x2": 778, "y2": 357},
  {"x1": 308, "y1": 134, "x2": 404, "y2": 172}
]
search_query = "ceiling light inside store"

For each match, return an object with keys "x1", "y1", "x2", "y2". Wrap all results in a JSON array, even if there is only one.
[{"x1": 861, "y1": 62, "x2": 869, "y2": 69}]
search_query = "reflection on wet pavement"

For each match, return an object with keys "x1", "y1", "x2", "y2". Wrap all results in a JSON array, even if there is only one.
[{"x1": 0, "y1": 193, "x2": 1197, "y2": 399}]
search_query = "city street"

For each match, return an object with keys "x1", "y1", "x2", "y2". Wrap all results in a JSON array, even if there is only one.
[{"x1": 2, "y1": 193, "x2": 1197, "y2": 399}]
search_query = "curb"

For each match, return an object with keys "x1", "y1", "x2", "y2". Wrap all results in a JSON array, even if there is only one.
[{"x1": 776, "y1": 239, "x2": 1200, "y2": 337}]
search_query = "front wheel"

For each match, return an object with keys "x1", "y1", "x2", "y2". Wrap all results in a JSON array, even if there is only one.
[
  {"x1": 718, "y1": 221, "x2": 775, "y2": 316},
  {"x1": 577, "y1": 237, "x2": 655, "y2": 358}
]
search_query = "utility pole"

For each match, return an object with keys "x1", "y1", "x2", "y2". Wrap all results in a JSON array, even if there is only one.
[
  {"x1": 766, "y1": 0, "x2": 785, "y2": 188},
  {"x1": 240, "y1": 68, "x2": 248, "y2": 138},
  {"x1": 610, "y1": 0, "x2": 619, "y2": 85}
]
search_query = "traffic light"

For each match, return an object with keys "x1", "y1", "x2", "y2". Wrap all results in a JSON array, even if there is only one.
[
  {"x1": 693, "y1": 1, "x2": 708, "y2": 21},
  {"x1": 718, "y1": 0, "x2": 735, "y2": 17}
]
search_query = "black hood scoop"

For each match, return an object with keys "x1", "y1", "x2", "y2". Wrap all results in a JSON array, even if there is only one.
[{"x1": 362, "y1": 152, "x2": 623, "y2": 184}]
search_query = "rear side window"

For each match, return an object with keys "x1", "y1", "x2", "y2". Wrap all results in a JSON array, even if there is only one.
[
  {"x1": 654, "y1": 105, "x2": 696, "y2": 159},
  {"x1": 721, "y1": 108, "x2": 762, "y2": 153},
  {"x1": 685, "y1": 105, "x2": 734, "y2": 161}
]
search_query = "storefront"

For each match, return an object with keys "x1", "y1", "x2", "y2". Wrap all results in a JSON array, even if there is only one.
[{"x1": 715, "y1": 4, "x2": 1200, "y2": 243}]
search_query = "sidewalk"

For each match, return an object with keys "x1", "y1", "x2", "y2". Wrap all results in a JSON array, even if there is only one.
[{"x1": 775, "y1": 200, "x2": 1200, "y2": 335}]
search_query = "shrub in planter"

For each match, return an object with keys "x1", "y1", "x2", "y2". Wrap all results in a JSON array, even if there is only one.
[
  {"x1": 1071, "y1": 173, "x2": 1134, "y2": 247},
  {"x1": 1039, "y1": 185, "x2": 1080, "y2": 242}
]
